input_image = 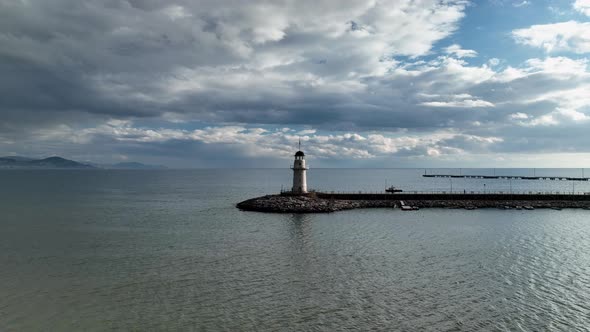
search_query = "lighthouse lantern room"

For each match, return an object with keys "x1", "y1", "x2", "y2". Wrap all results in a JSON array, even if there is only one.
[{"x1": 291, "y1": 140, "x2": 308, "y2": 194}]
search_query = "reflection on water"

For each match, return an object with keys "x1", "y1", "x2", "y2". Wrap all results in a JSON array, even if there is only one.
[
  {"x1": 288, "y1": 213, "x2": 313, "y2": 250},
  {"x1": 0, "y1": 169, "x2": 589, "y2": 331}
]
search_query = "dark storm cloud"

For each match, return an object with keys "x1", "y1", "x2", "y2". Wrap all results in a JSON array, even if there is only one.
[
  {"x1": 1, "y1": 0, "x2": 589, "y2": 166},
  {"x1": 0, "y1": 0, "x2": 470, "y2": 128}
]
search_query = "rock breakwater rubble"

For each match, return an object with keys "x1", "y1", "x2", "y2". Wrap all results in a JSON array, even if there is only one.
[
  {"x1": 236, "y1": 195, "x2": 396, "y2": 213},
  {"x1": 237, "y1": 195, "x2": 590, "y2": 213}
]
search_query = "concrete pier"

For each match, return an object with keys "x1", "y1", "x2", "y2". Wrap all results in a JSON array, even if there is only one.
[
  {"x1": 237, "y1": 191, "x2": 590, "y2": 213},
  {"x1": 313, "y1": 192, "x2": 590, "y2": 201}
]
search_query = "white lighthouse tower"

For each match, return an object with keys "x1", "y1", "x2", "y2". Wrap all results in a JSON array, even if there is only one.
[{"x1": 291, "y1": 140, "x2": 308, "y2": 194}]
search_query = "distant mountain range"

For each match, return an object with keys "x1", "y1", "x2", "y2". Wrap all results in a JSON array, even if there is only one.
[
  {"x1": 0, "y1": 156, "x2": 95, "y2": 169},
  {"x1": 0, "y1": 156, "x2": 166, "y2": 169}
]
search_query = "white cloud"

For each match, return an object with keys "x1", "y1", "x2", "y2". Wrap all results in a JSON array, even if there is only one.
[
  {"x1": 513, "y1": 108, "x2": 588, "y2": 127},
  {"x1": 488, "y1": 58, "x2": 500, "y2": 66},
  {"x1": 421, "y1": 100, "x2": 494, "y2": 108},
  {"x1": 40, "y1": 120, "x2": 505, "y2": 160},
  {"x1": 528, "y1": 114, "x2": 559, "y2": 126},
  {"x1": 421, "y1": 97, "x2": 495, "y2": 108},
  {"x1": 491, "y1": 56, "x2": 589, "y2": 83},
  {"x1": 574, "y1": 0, "x2": 590, "y2": 16},
  {"x1": 444, "y1": 44, "x2": 478, "y2": 58},
  {"x1": 512, "y1": 21, "x2": 590, "y2": 54},
  {"x1": 513, "y1": 1, "x2": 530, "y2": 7},
  {"x1": 161, "y1": 5, "x2": 193, "y2": 20},
  {"x1": 297, "y1": 129, "x2": 317, "y2": 135},
  {"x1": 557, "y1": 107, "x2": 589, "y2": 121},
  {"x1": 522, "y1": 83, "x2": 590, "y2": 110},
  {"x1": 524, "y1": 56, "x2": 589, "y2": 74},
  {"x1": 510, "y1": 112, "x2": 529, "y2": 120}
]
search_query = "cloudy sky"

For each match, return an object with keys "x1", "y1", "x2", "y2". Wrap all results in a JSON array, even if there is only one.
[{"x1": 1, "y1": 0, "x2": 590, "y2": 167}]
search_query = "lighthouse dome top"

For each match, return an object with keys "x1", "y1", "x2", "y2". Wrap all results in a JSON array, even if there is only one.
[{"x1": 294, "y1": 150, "x2": 305, "y2": 157}]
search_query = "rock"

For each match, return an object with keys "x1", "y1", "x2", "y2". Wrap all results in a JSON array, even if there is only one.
[{"x1": 236, "y1": 195, "x2": 397, "y2": 213}]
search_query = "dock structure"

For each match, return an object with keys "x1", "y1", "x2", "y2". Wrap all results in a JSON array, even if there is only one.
[
  {"x1": 241, "y1": 147, "x2": 590, "y2": 213},
  {"x1": 423, "y1": 174, "x2": 590, "y2": 181},
  {"x1": 314, "y1": 192, "x2": 590, "y2": 201},
  {"x1": 239, "y1": 191, "x2": 590, "y2": 213}
]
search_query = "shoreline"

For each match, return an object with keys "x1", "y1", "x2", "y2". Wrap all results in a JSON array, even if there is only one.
[{"x1": 236, "y1": 194, "x2": 590, "y2": 213}]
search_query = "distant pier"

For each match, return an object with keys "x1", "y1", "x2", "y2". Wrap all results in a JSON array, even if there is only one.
[{"x1": 423, "y1": 174, "x2": 590, "y2": 181}]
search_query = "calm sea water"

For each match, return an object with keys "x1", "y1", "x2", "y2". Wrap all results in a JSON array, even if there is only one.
[{"x1": 1, "y1": 169, "x2": 589, "y2": 331}]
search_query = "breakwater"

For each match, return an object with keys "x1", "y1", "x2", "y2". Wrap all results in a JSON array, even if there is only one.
[
  {"x1": 237, "y1": 194, "x2": 397, "y2": 213},
  {"x1": 314, "y1": 192, "x2": 590, "y2": 201},
  {"x1": 423, "y1": 174, "x2": 589, "y2": 181},
  {"x1": 237, "y1": 192, "x2": 590, "y2": 213}
]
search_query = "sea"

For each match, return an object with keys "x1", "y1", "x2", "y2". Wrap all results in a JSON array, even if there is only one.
[{"x1": 1, "y1": 169, "x2": 589, "y2": 331}]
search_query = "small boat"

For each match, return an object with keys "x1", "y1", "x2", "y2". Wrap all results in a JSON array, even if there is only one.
[
  {"x1": 515, "y1": 206, "x2": 523, "y2": 210},
  {"x1": 386, "y1": 186, "x2": 403, "y2": 193},
  {"x1": 401, "y1": 205, "x2": 413, "y2": 211},
  {"x1": 411, "y1": 206, "x2": 420, "y2": 210},
  {"x1": 524, "y1": 206, "x2": 534, "y2": 210}
]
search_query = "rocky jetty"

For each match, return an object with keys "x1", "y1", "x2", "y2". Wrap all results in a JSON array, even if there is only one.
[
  {"x1": 236, "y1": 195, "x2": 396, "y2": 213},
  {"x1": 406, "y1": 199, "x2": 590, "y2": 210},
  {"x1": 237, "y1": 194, "x2": 590, "y2": 213}
]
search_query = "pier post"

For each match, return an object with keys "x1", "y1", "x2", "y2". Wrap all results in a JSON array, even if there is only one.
[{"x1": 573, "y1": 181, "x2": 575, "y2": 195}]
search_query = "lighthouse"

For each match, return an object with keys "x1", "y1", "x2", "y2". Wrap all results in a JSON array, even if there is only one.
[{"x1": 291, "y1": 141, "x2": 308, "y2": 194}]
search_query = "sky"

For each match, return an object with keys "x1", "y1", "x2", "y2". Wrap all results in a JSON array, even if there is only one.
[{"x1": 1, "y1": 0, "x2": 590, "y2": 168}]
